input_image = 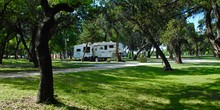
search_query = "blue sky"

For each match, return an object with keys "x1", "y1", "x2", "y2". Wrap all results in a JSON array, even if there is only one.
[{"x1": 187, "y1": 13, "x2": 204, "y2": 31}]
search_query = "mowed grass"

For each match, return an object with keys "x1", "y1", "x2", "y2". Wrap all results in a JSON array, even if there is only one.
[
  {"x1": 0, "y1": 59, "x2": 93, "y2": 73},
  {"x1": 0, "y1": 61, "x2": 220, "y2": 110}
]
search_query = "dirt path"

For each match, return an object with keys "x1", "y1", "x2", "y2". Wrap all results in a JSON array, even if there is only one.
[{"x1": 0, "y1": 62, "x2": 152, "y2": 78}]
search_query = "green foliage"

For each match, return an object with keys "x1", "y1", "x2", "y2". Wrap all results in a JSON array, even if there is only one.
[
  {"x1": 161, "y1": 19, "x2": 186, "y2": 45},
  {"x1": 50, "y1": 27, "x2": 79, "y2": 53},
  {"x1": 48, "y1": 0, "x2": 92, "y2": 5},
  {"x1": 78, "y1": 19, "x2": 105, "y2": 43}
]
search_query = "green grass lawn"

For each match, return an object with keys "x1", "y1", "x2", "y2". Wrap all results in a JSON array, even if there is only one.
[
  {"x1": 0, "y1": 61, "x2": 220, "y2": 110},
  {"x1": 0, "y1": 59, "x2": 93, "y2": 73}
]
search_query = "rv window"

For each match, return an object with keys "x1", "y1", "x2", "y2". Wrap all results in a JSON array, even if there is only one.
[
  {"x1": 83, "y1": 47, "x2": 90, "y2": 53},
  {"x1": 100, "y1": 47, "x2": 103, "y2": 50},
  {"x1": 104, "y1": 45, "x2": 107, "y2": 50},
  {"x1": 76, "y1": 49, "x2": 81, "y2": 52},
  {"x1": 109, "y1": 45, "x2": 114, "y2": 48}
]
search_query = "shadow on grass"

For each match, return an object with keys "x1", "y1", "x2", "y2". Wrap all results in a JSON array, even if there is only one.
[
  {"x1": 53, "y1": 66, "x2": 220, "y2": 109},
  {"x1": 0, "y1": 77, "x2": 39, "y2": 90},
  {"x1": 1, "y1": 65, "x2": 220, "y2": 109},
  {"x1": 163, "y1": 80, "x2": 220, "y2": 110},
  {"x1": 187, "y1": 62, "x2": 220, "y2": 66},
  {"x1": 53, "y1": 101, "x2": 83, "y2": 110}
]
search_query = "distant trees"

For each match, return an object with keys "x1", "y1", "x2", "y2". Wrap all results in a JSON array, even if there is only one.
[
  {"x1": 119, "y1": 0, "x2": 180, "y2": 70},
  {"x1": 100, "y1": 1, "x2": 125, "y2": 61},
  {"x1": 161, "y1": 19, "x2": 186, "y2": 64},
  {"x1": 0, "y1": 0, "x2": 219, "y2": 105},
  {"x1": 184, "y1": 23, "x2": 204, "y2": 57},
  {"x1": 188, "y1": 0, "x2": 220, "y2": 58}
]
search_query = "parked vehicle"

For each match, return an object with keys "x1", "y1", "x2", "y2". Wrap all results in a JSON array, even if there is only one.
[
  {"x1": 73, "y1": 41, "x2": 124, "y2": 60},
  {"x1": 73, "y1": 43, "x2": 93, "y2": 59}
]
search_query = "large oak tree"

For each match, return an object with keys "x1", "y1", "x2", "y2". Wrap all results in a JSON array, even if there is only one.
[{"x1": 35, "y1": 0, "x2": 91, "y2": 103}]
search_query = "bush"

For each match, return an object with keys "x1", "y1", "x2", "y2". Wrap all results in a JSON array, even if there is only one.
[{"x1": 139, "y1": 57, "x2": 147, "y2": 62}]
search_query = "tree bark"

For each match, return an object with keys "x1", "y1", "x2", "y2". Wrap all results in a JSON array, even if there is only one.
[
  {"x1": 36, "y1": 0, "x2": 81, "y2": 103},
  {"x1": 211, "y1": 0, "x2": 220, "y2": 58},
  {"x1": 205, "y1": 8, "x2": 220, "y2": 58},
  {"x1": 172, "y1": 40, "x2": 183, "y2": 64},
  {"x1": 36, "y1": 16, "x2": 56, "y2": 104},
  {"x1": 156, "y1": 50, "x2": 159, "y2": 59},
  {"x1": 0, "y1": 42, "x2": 6, "y2": 64},
  {"x1": 29, "y1": 26, "x2": 39, "y2": 67},
  {"x1": 148, "y1": 36, "x2": 172, "y2": 70},
  {"x1": 167, "y1": 44, "x2": 174, "y2": 60},
  {"x1": 113, "y1": 26, "x2": 122, "y2": 62},
  {"x1": 70, "y1": 49, "x2": 73, "y2": 59},
  {"x1": 81, "y1": 42, "x2": 88, "y2": 62},
  {"x1": 0, "y1": 33, "x2": 12, "y2": 64},
  {"x1": 0, "y1": 0, "x2": 11, "y2": 24},
  {"x1": 195, "y1": 42, "x2": 199, "y2": 57},
  {"x1": 14, "y1": 38, "x2": 21, "y2": 59},
  {"x1": 147, "y1": 44, "x2": 153, "y2": 58}
]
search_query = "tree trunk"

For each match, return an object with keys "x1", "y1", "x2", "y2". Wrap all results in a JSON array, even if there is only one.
[
  {"x1": 147, "y1": 44, "x2": 152, "y2": 58},
  {"x1": 0, "y1": 33, "x2": 11, "y2": 64},
  {"x1": 36, "y1": 16, "x2": 56, "y2": 104},
  {"x1": 59, "y1": 52, "x2": 63, "y2": 60},
  {"x1": 29, "y1": 26, "x2": 39, "y2": 67},
  {"x1": 205, "y1": 8, "x2": 220, "y2": 58},
  {"x1": 0, "y1": 51, "x2": 4, "y2": 64},
  {"x1": 148, "y1": 36, "x2": 172, "y2": 70},
  {"x1": 195, "y1": 42, "x2": 199, "y2": 57},
  {"x1": 81, "y1": 42, "x2": 88, "y2": 62},
  {"x1": 156, "y1": 50, "x2": 159, "y2": 59},
  {"x1": 14, "y1": 39, "x2": 21, "y2": 59},
  {"x1": 0, "y1": 42, "x2": 6, "y2": 64},
  {"x1": 212, "y1": 0, "x2": 220, "y2": 38},
  {"x1": 131, "y1": 50, "x2": 134, "y2": 59},
  {"x1": 70, "y1": 49, "x2": 73, "y2": 59},
  {"x1": 172, "y1": 40, "x2": 183, "y2": 64},
  {"x1": 133, "y1": 43, "x2": 148, "y2": 60},
  {"x1": 167, "y1": 44, "x2": 174, "y2": 60},
  {"x1": 36, "y1": 0, "x2": 81, "y2": 103},
  {"x1": 113, "y1": 26, "x2": 122, "y2": 62},
  {"x1": 212, "y1": 0, "x2": 220, "y2": 58}
]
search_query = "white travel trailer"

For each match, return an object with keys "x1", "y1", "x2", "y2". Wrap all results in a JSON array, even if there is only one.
[
  {"x1": 73, "y1": 43, "x2": 93, "y2": 59},
  {"x1": 73, "y1": 42, "x2": 124, "y2": 60},
  {"x1": 93, "y1": 42, "x2": 124, "y2": 59}
]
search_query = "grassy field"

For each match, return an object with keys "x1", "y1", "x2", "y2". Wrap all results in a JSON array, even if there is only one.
[
  {"x1": 0, "y1": 59, "x2": 94, "y2": 73},
  {"x1": 0, "y1": 58, "x2": 220, "y2": 110}
]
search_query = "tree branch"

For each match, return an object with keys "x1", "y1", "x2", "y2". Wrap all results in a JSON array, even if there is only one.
[
  {"x1": 40, "y1": 0, "x2": 51, "y2": 16},
  {"x1": 0, "y1": 0, "x2": 12, "y2": 20},
  {"x1": 51, "y1": 17, "x2": 76, "y2": 35},
  {"x1": 51, "y1": 2, "x2": 81, "y2": 15}
]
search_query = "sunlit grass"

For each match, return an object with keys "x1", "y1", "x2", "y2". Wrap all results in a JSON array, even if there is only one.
[
  {"x1": 0, "y1": 59, "x2": 93, "y2": 73},
  {"x1": 0, "y1": 61, "x2": 220, "y2": 109}
]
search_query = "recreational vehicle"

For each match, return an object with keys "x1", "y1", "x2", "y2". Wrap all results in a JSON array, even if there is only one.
[
  {"x1": 73, "y1": 42, "x2": 124, "y2": 60},
  {"x1": 73, "y1": 43, "x2": 93, "y2": 59}
]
